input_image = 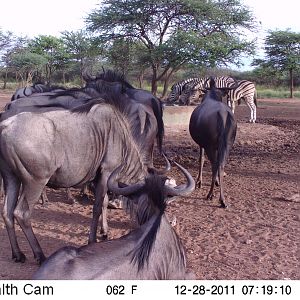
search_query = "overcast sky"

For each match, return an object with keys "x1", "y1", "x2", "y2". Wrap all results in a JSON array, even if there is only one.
[{"x1": 1, "y1": 0, "x2": 299, "y2": 70}]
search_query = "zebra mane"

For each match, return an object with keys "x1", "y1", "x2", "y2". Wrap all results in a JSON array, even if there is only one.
[{"x1": 130, "y1": 173, "x2": 167, "y2": 271}]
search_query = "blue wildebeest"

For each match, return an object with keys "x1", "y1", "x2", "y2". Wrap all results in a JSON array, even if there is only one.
[
  {"x1": 4, "y1": 69, "x2": 164, "y2": 166},
  {"x1": 82, "y1": 69, "x2": 164, "y2": 157},
  {"x1": 1, "y1": 72, "x2": 165, "y2": 213},
  {"x1": 32, "y1": 161, "x2": 195, "y2": 280},
  {"x1": 11, "y1": 83, "x2": 65, "y2": 101},
  {"x1": 0, "y1": 93, "x2": 167, "y2": 265},
  {"x1": 189, "y1": 77, "x2": 237, "y2": 208}
]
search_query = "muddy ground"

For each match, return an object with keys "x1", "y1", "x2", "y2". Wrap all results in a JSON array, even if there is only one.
[{"x1": 0, "y1": 91, "x2": 299, "y2": 280}]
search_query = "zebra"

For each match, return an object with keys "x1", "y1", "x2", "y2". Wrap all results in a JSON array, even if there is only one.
[
  {"x1": 226, "y1": 80, "x2": 257, "y2": 123},
  {"x1": 179, "y1": 76, "x2": 237, "y2": 106},
  {"x1": 167, "y1": 77, "x2": 203, "y2": 104}
]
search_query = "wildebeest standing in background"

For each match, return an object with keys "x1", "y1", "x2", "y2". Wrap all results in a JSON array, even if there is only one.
[
  {"x1": 189, "y1": 77, "x2": 237, "y2": 208},
  {"x1": 11, "y1": 83, "x2": 65, "y2": 101},
  {"x1": 32, "y1": 161, "x2": 195, "y2": 280},
  {"x1": 0, "y1": 94, "x2": 165, "y2": 265},
  {"x1": 83, "y1": 69, "x2": 165, "y2": 158}
]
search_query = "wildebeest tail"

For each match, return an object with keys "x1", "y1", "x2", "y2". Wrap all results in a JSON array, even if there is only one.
[
  {"x1": 151, "y1": 97, "x2": 164, "y2": 154},
  {"x1": 217, "y1": 112, "x2": 235, "y2": 167}
]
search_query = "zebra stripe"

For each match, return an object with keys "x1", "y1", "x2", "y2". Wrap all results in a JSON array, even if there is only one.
[
  {"x1": 226, "y1": 80, "x2": 257, "y2": 123},
  {"x1": 179, "y1": 76, "x2": 236, "y2": 105},
  {"x1": 168, "y1": 77, "x2": 203, "y2": 103}
]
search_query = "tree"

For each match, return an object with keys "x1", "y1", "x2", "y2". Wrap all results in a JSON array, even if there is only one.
[
  {"x1": 0, "y1": 30, "x2": 29, "y2": 88},
  {"x1": 85, "y1": 0, "x2": 257, "y2": 96},
  {"x1": 28, "y1": 35, "x2": 68, "y2": 84},
  {"x1": 8, "y1": 51, "x2": 47, "y2": 85},
  {"x1": 61, "y1": 30, "x2": 102, "y2": 83},
  {"x1": 254, "y1": 30, "x2": 300, "y2": 98}
]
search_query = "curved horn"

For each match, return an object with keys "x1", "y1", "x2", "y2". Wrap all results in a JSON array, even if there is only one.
[
  {"x1": 164, "y1": 160, "x2": 195, "y2": 196},
  {"x1": 107, "y1": 165, "x2": 144, "y2": 196},
  {"x1": 148, "y1": 152, "x2": 171, "y2": 175}
]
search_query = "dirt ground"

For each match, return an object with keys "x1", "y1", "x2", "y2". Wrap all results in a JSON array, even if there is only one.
[{"x1": 0, "y1": 90, "x2": 299, "y2": 280}]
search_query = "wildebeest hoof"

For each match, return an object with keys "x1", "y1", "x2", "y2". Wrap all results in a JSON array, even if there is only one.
[
  {"x1": 35, "y1": 253, "x2": 47, "y2": 265},
  {"x1": 108, "y1": 198, "x2": 124, "y2": 209},
  {"x1": 99, "y1": 234, "x2": 108, "y2": 241},
  {"x1": 206, "y1": 193, "x2": 213, "y2": 200},
  {"x1": 13, "y1": 252, "x2": 26, "y2": 263},
  {"x1": 220, "y1": 201, "x2": 228, "y2": 209}
]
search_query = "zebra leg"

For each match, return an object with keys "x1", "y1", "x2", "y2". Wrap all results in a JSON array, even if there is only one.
[
  {"x1": 245, "y1": 97, "x2": 256, "y2": 123},
  {"x1": 231, "y1": 100, "x2": 236, "y2": 114}
]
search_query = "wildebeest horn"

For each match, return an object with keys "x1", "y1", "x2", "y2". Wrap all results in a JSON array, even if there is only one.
[
  {"x1": 82, "y1": 69, "x2": 96, "y2": 82},
  {"x1": 164, "y1": 160, "x2": 195, "y2": 196},
  {"x1": 107, "y1": 165, "x2": 145, "y2": 196},
  {"x1": 148, "y1": 152, "x2": 171, "y2": 175}
]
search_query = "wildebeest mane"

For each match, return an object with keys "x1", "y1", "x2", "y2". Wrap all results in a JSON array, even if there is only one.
[
  {"x1": 129, "y1": 174, "x2": 167, "y2": 271},
  {"x1": 71, "y1": 91, "x2": 152, "y2": 148},
  {"x1": 95, "y1": 69, "x2": 135, "y2": 89},
  {"x1": 49, "y1": 88, "x2": 89, "y2": 99}
]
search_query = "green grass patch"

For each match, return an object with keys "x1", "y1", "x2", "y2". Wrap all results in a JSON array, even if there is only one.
[{"x1": 257, "y1": 88, "x2": 300, "y2": 99}]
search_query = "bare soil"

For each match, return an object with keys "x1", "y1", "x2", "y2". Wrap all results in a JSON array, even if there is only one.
[{"x1": 0, "y1": 92, "x2": 299, "y2": 280}]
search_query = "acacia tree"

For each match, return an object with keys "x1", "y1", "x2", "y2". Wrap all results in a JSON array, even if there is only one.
[
  {"x1": 61, "y1": 30, "x2": 102, "y2": 84},
  {"x1": 0, "y1": 31, "x2": 29, "y2": 88},
  {"x1": 8, "y1": 51, "x2": 47, "y2": 85},
  {"x1": 28, "y1": 35, "x2": 69, "y2": 84},
  {"x1": 86, "y1": 0, "x2": 256, "y2": 96},
  {"x1": 256, "y1": 30, "x2": 300, "y2": 98}
]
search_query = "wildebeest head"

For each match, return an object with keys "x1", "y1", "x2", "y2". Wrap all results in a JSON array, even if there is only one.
[
  {"x1": 107, "y1": 158, "x2": 195, "y2": 271},
  {"x1": 82, "y1": 68, "x2": 134, "y2": 94}
]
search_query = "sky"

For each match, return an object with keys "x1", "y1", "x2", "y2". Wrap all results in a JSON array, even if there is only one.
[{"x1": 0, "y1": 0, "x2": 299, "y2": 70}]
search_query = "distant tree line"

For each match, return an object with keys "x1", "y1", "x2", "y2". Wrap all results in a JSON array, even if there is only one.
[{"x1": 0, "y1": 0, "x2": 299, "y2": 97}]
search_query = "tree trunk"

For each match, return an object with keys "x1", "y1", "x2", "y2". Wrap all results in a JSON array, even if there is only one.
[
  {"x1": 138, "y1": 70, "x2": 144, "y2": 88},
  {"x1": 151, "y1": 66, "x2": 158, "y2": 96},
  {"x1": 2, "y1": 68, "x2": 8, "y2": 89},
  {"x1": 161, "y1": 69, "x2": 176, "y2": 100},
  {"x1": 289, "y1": 68, "x2": 294, "y2": 98}
]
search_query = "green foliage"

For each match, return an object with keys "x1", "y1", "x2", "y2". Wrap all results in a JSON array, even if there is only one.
[
  {"x1": 253, "y1": 29, "x2": 300, "y2": 98},
  {"x1": 264, "y1": 30, "x2": 300, "y2": 71},
  {"x1": 86, "y1": 0, "x2": 257, "y2": 95}
]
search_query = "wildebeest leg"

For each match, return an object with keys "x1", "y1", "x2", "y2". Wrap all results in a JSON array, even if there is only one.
[
  {"x1": 1, "y1": 174, "x2": 23, "y2": 262},
  {"x1": 99, "y1": 193, "x2": 109, "y2": 239},
  {"x1": 218, "y1": 165, "x2": 227, "y2": 208},
  {"x1": 40, "y1": 189, "x2": 48, "y2": 205},
  {"x1": 207, "y1": 161, "x2": 218, "y2": 201},
  {"x1": 196, "y1": 147, "x2": 205, "y2": 188},
  {"x1": 13, "y1": 181, "x2": 47, "y2": 264},
  {"x1": 88, "y1": 174, "x2": 108, "y2": 243}
]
